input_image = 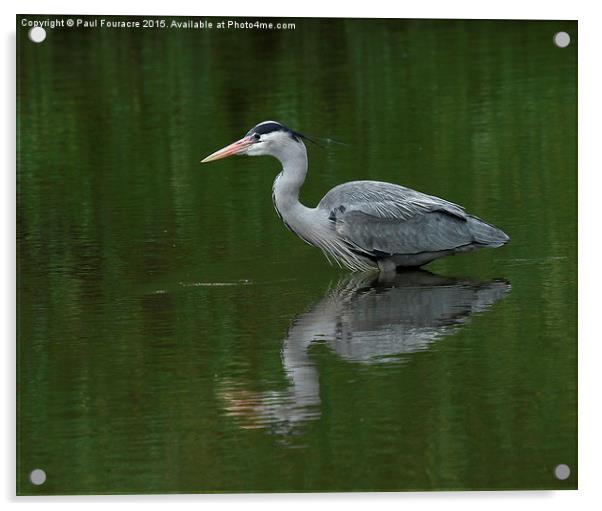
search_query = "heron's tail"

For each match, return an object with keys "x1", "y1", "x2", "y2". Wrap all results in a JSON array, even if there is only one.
[{"x1": 467, "y1": 215, "x2": 510, "y2": 247}]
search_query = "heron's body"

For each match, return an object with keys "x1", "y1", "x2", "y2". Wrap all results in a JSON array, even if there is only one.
[{"x1": 202, "y1": 121, "x2": 509, "y2": 272}]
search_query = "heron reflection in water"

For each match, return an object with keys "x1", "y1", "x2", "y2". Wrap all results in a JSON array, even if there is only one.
[{"x1": 217, "y1": 271, "x2": 510, "y2": 436}]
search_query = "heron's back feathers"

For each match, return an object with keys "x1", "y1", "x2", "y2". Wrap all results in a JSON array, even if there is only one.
[
  {"x1": 319, "y1": 180, "x2": 467, "y2": 222},
  {"x1": 318, "y1": 180, "x2": 509, "y2": 269}
]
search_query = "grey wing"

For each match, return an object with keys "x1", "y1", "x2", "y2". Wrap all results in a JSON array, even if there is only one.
[{"x1": 318, "y1": 181, "x2": 477, "y2": 256}]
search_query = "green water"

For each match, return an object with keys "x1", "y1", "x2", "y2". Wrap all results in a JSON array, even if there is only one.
[{"x1": 17, "y1": 17, "x2": 577, "y2": 494}]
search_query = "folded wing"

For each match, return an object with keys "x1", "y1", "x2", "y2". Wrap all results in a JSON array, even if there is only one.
[{"x1": 319, "y1": 181, "x2": 504, "y2": 257}]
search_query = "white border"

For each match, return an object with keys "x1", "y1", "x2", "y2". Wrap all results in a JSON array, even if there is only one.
[{"x1": 3, "y1": 1, "x2": 598, "y2": 510}]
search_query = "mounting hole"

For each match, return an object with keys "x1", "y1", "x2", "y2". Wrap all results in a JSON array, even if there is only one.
[
  {"x1": 28, "y1": 26, "x2": 47, "y2": 43},
  {"x1": 553, "y1": 31, "x2": 570, "y2": 48},
  {"x1": 29, "y1": 468, "x2": 46, "y2": 485},
  {"x1": 554, "y1": 464, "x2": 571, "y2": 480}
]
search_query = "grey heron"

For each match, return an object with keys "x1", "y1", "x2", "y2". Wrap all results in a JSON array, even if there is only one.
[{"x1": 201, "y1": 121, "x2": 509, "y2": 272}]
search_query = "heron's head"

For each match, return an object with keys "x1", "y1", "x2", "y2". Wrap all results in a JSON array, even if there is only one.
[{"x1": 201, "y1": 121, "x2": 304, "y2": 163}]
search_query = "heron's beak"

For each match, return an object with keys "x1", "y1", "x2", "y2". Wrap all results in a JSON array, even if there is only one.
[{"x1": 201, "y1": 136, "x2": 254, "y2": 163}]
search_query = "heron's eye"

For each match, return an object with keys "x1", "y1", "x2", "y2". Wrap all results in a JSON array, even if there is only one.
[{"x1": 253, "y1": 133, "x2": 261, "y2": 141}]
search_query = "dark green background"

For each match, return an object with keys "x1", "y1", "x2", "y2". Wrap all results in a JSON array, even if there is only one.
[{"x1": 17, "y1": 16, "x2": 577, "y2": 494}]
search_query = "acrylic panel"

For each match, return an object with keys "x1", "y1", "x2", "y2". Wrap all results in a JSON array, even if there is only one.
[{"x1": 16, "y1": 15, "x2": 577, "y2": 494}]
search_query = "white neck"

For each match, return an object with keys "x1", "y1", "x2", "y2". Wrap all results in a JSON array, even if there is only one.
[
  {"x1": 268, "y1": 138, "x2": 368, "y2": 270},
  {"x1": 272, "y1": 141, "x2": 307, "y2": 205},
  {"x1": 271, "y1": 141, "x2": 316, "y2": 236}
]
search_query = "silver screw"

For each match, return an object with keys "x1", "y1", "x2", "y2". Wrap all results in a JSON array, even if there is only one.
[
  {"x1": 553, "y1": 32, "x2": 570, "y2": 48},
  {"x1": 29, "y1": 468, "x2": 46, "y2": 485}
]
